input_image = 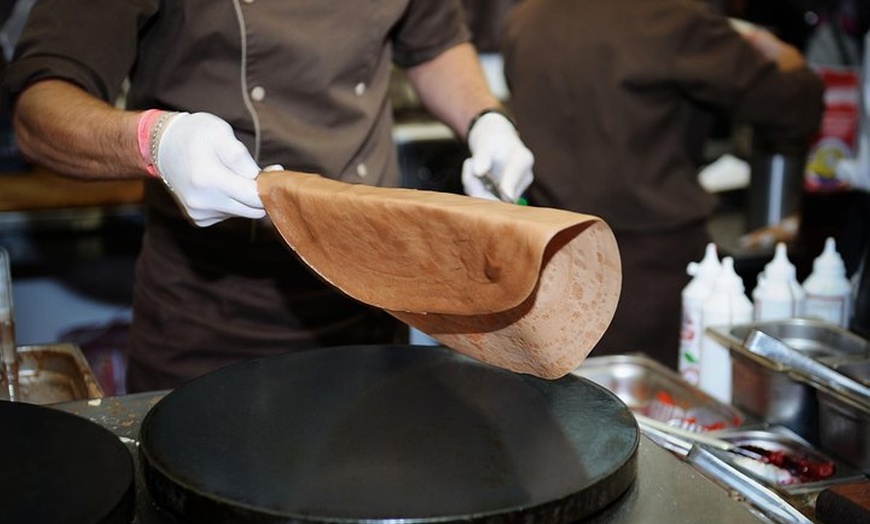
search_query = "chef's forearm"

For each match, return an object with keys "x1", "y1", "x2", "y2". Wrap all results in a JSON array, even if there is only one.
[
  {"x1": 405, "y1": 43, "x2": 501, "y2": 140},
  {"x1": 741, "y1": 29, "x2": 807, "y2": 73},
  {"x1": 12, "y1": 79, "x2": 144, "y2": 180}
]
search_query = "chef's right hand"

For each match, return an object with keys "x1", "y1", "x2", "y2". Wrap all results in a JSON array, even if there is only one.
[{"x1": 155, "y1": 112, "x2": 266, "y2": 227}]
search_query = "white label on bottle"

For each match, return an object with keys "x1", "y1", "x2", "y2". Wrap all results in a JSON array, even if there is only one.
[
  {"x1": 678, "y1": 305, "x2": 702, "y2": 385},
  {"x1": 804, "y1": 293, "x2": 851, "y2": 327},
  {"x1": 753, "y1": 297, "x2": 796, "y2": 322},
  {"x1": 698, "y1": 336, "x2": 732, "y2": 404}
]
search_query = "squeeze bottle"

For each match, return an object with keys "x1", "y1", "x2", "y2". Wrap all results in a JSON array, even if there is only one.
[
  {"x1": 699, "y1": 257, "x2": 753, "y2": 403},
  {"x1": 802, "y1": 237, "x2": 853, "y2": 327},
  {"x1": 678, "y1": 243, "x2": 720, "y2": 385},
  {"x1": 752, "y1": 243, "x2": 805, "y2": 321}
]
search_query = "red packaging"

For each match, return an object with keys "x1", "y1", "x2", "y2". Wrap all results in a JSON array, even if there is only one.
[{"x1": 805, "y1": 67, "x2": 861, "y2": 192}]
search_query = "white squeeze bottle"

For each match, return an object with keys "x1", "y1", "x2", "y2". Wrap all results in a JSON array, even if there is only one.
[
  {"x1": 699, "y1": 257, "x2": 753, "y2": 403},
  {"x1": 752, "y1": 243, "x2": 806, "y2": 321},
  {"x1": 802, "y1": 237, "x2": 853, "y2": 327},
  {"x1": 679, "y1": 243, "x2": 721, "y2": 386}
]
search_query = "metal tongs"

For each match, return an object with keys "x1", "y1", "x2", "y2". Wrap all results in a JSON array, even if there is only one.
[
  {"x1": 687, "y1": 446, "x2": 814, "y2": 524},
  {"x1": 636, "y1": 416, "x2": 813, "y2": 524},
  {"x1": 636, "y1": 414, "x2": 761, "y2": 459},
  {"x1": 743, "y1": 329, "x2": 870, "y2": 406}
]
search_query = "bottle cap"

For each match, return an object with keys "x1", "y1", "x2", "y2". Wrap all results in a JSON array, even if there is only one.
[
  {"x1": 812, "y1": 237, "x2": 846, "y2": 278},
  {"x1": 763, "y1": 243, "x2": 797, "y2": 281},
  {"x1": 713, "y1": 256, "x2": 744, "y2": 294},
  {"x1": 688, "y1": 242, "x2": 721, "y2": 278}
]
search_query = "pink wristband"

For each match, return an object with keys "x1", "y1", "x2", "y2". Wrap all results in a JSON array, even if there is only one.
[{"x1": 136, "y1": 109, "x2": 163, "y2": 177}]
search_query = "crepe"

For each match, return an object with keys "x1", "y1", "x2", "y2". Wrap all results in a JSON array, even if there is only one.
[{"x1": 258, "y1": 170, "x2": 621, "y2": 379}]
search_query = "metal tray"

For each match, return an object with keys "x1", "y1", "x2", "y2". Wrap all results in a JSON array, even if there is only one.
[
  {"x1": 0, "y1": 343, "x2": 103, "y2": 404},
  {"x1": 817, "y1": 386, "x2": 869, "y2": 473},
  {"x1": 710, "y1": 426, "x2": 865, "y2": 495},
  {"x1": 573, "y1": 354, "x2": 745, "y2": 431},
  {"x1": 705, "y1": 318, "x2": 870, "y2": 444},
  {"x1": 709, "y1": 318, "x2": 870, "y2": 368},
  {"x1": 831, "y1": 359, "x2": 870, "y2": 386}
]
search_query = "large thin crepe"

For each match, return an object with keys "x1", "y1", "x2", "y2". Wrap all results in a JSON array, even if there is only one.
[{"x1": 258, "y1": 171, "x2": 621, "y2": 379}]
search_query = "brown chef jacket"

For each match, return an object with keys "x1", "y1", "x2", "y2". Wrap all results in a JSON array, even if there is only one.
[
  {"x1": 502, "y1": 0, "x2": 824, "y2": 368},
  {"x1": 3, "y1": 0, "x2": 471, "y2": 391},
  {"x1": 503, "y1": 0, "x2": 823, "y2": 232}
]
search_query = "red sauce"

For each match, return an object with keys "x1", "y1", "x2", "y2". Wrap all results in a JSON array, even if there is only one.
[{"x1": 741, "y1": 445, "x2": 836, "y2": 482}]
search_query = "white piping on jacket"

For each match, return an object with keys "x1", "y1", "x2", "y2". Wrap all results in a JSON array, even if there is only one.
[{"x1": 231, "y1": 0, "x2": 262, "y2": 162}]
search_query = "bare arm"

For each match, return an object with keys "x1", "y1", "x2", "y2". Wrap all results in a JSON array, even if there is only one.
[
  {"x1": 742, "y1": 28, "x2": 807, "y2": 73},
  {"x1": 405, "y1": 43, "x2": 502, "y2": 140},
  {"x1": 12, "y1": 79, "x2": 146, "y2": 180}
]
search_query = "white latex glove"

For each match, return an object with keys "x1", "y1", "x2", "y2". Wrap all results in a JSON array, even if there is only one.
[
  {"x1": 462, "y1": 111, "x2": 534, "y2": 202},
  {"x1": 155, "y1": 112, "x2": 266, "y2": 227}
]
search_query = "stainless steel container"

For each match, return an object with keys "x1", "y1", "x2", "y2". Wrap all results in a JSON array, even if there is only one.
[
  {"x1": 747, "y1": 152, "x2": 805, "y2": 230},
  {"x1": 573, "y1": 354, "x2": 745, "y2": 430},
  {"x1": 711, "y1": 426, "x2": 865, "y2": 495},
  {"x1": 0, "y1": 343, "x2": 103, "y2": 403},
  {"x1": 746, "y1": 130, "x2": 807, "y2": 231},
  {"x1": 817, "y1": 359, "x2": 869, "y2": 472},
  {"x1": 706, "y1": 319, "x2": 869, "y2": 445}
]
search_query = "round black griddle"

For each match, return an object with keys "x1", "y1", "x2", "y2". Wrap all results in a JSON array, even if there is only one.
[
  {"x1": 139, "y1": 344, "x2": 639, "y2": 523},
  {"x1": 0, "y1": 400, "x2": 135, "y2": 524}
]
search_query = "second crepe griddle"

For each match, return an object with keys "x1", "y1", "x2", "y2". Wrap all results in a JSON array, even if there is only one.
[
  {"x1": 139, "y1": 344, "x2": 639, "y2": 523},
  {"x1": 0, "y1": 400, "x2": 135, "y2": 524}
]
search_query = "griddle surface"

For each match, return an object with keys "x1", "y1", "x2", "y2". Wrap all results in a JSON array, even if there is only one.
[
  {"x1": 139, "y1": 345, "x2": 638, "y2": 523},
  {"x1": 0, "y1": 400, "x2": 135, "y2": 524}
]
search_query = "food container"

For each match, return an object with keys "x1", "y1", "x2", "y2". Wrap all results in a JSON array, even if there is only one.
[
  {"x1": 710, "y1": 426, "x2": 865, "y2": 495},
  {"x1": 573, "y1": 354, "x2": 744, "y2": 431},
  {"x1": 831, "y1": 358, "x2": 870, "y2": 386},
  {"x1": 0, "y1": 343, "x2": 103, "y2": 404},
  {"x1": 817, "y1": 358, "x2": 869, "y2": 471},
  {"x1": 705, "y1": 318, "x2": 869, "y2": 444}
]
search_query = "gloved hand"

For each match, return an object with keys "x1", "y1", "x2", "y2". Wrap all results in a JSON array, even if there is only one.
[
  {"x1": 155, "y1": 112, "x2": 266, "y2": 227},
  {"x1": 462, "y1": 111, "x2": 534, "y2": 202}
]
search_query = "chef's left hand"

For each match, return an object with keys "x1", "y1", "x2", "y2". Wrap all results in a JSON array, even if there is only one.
[{"x1": 463, "y1": 111, "x2": 534, "y2": 203}]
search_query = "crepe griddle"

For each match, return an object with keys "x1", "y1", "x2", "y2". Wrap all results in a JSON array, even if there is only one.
[
  {"x1": 0, "y1": 400, "x2": 135, "y2": 524},
  {"x1": 139, "y1": 344, "x2": 639, "y2": 523}
]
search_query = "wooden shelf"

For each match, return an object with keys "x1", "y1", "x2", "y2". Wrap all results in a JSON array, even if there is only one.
[{"x1": 0, "y1": 165, "x2": 143, "y2": 212}]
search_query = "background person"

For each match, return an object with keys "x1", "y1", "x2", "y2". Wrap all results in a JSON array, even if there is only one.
[{"x1": 502, "y1": 0, "x2": 824, "y2": 369}]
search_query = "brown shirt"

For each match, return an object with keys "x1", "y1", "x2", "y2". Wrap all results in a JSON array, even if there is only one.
[
  {"x1": 2, "y1": 0, "x2": 471, "y2": 390},
  {"x1": 502, "y1": 0, "x2": 824, "y2": 232},
  {"x1": 5, "y1": 0, "x2": 468, "y2": 185}
]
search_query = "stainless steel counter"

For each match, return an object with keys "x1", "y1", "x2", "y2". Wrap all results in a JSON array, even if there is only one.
[{"x1": 53, "y1": 391, "x2": 773, "y2": 524}]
